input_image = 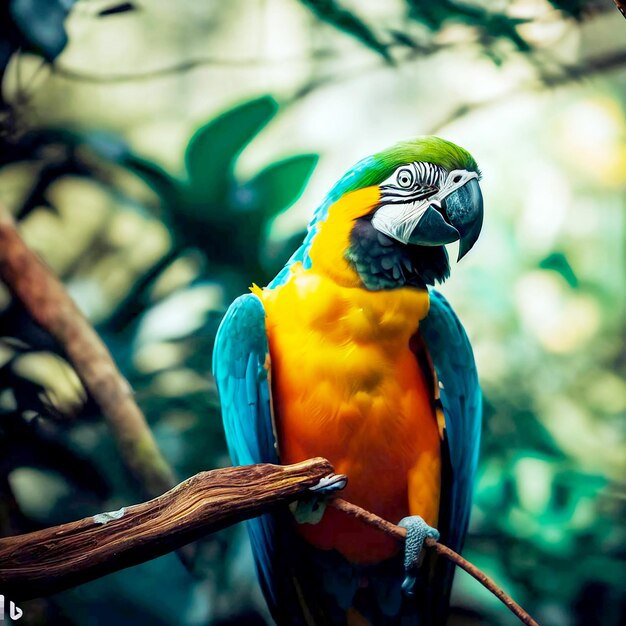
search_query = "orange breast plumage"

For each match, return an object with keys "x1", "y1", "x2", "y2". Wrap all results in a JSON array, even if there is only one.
[{"x1": 254, "y1": 263, "x2": 441, "y2": 564}]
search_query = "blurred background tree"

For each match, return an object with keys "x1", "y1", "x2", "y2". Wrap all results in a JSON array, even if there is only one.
[{"x1": 0, "y1": 1, "x2": 625, "y2": 625}]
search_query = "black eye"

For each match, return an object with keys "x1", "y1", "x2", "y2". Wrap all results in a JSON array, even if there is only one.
[
  {"x1": 453, "y1": 175, "x2": 462, "y2": 183},
  {"x1": 397, "y1": 168, "x2": 414, "y2": 188}
]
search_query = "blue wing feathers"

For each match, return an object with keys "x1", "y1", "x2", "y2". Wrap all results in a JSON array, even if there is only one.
[
  {"x1": 212, "y1": 293, "x2": 280, "y2": 607},
  {"x1": 421, "y1": 289, "x2": 482, "y2": 555},
  {"x1": 420, "y1": 290, "x2": 482, "y2": 624},
  {"x1": 213, "y1": 293, "x2": 278, "y2": 467}
]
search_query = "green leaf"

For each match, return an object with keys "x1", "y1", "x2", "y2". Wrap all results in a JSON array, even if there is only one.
[
  {"x1": 123, "y1": 154, "x2": 181, "y2": 208},
  {"x1": 405, "y1": 1, "x2": 449, "y2": 30},
  {"x1": 245, "y1": 154, "x2": 318, "y2": 218},
  {"x1": 546, "y1": 0, "x2": 590, "y2": 20},
  {"x1": 184, "y1": 96, "x2": 278, "y2": 201},
  {"x1": 406, "y1": 1, "x2": 532, "y2": 54},
  {"x1": 388, "y1": 30, "x2": 420, "y2": 50},
  {"x1": 300, "y1": 0, "x2": 392, "y2": 63},
  {"x1": 539, "y1": 252, "x2": 579, "y2": 288}
]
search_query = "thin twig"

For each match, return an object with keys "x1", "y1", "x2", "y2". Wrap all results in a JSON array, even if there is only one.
[
  {"x1": 0, "y1": 208, "x2": 176, "y2": 498},
  {"x1": 429, "y1": 49, "x2": 626, "y2": 134},
  {"x1": 330, "y1": 498, "x2": 541, "y2": 626},
  {"x1": 51, "y1": 50, "x2": 336, "y2": 83}
]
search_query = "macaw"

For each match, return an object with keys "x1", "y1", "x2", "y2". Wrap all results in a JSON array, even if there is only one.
[{"x1": 213, "y1": 136, "x2": 483, "y2": 626}]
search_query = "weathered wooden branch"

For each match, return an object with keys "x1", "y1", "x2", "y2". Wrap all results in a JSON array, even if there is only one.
[
  {"x1": 0, "y1": 457, "x2": 540, "y2": 625},
  {"x1": 0, "y1": 458, "x2": 333, "y2": 600},
  {"x1": 0, "y1": 208, "x2": 175, "y2": 498},
  {"x1": 330, "y1": 498, "x2": 541, "y2": 626}
]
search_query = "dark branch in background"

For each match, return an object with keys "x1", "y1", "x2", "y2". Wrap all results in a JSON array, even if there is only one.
[
  {"x1": 53, "y1": 57, "x2": 278, "y2": 82},
  {"x1": 0, "y1": 207, "x2": 175, "y2": 499},
  {"x1": 546, "y1": 49, "x2": 626, "y2": 84},
  {"x1": 613, "y1": 0, "x2": 626, "y2": 19},
  {"x1": 0, "y1": 459, "x2": 540, "y2": 626},
  {"x1": 51, "y1": 50, "x2": 337, "y2": 83},
  {"x1": 49, "y1": 45, "x2": 626, "y2": 134},
  {"x1": 97, "y1": 2, "x2": 137, "y2": 17},
  {"x1": 43, "y1": 0, "x2": 622, "y2": 92},
  {"x1": 428, "y1": 48, "x2": 626, "y2": 134}
]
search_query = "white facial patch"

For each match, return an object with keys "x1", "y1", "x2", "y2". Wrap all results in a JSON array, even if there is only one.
[
  {"x1": 372, "y1": 165, "x2": 479, "y2": 245},
  {"x1": 372, "y1": 198, "x2": 432, "y2": 243}
]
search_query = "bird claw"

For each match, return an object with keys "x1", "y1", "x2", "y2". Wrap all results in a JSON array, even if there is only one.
[
  {"x1": 398, "y1": 515, "x2": 440, "y2": 596},
  {"x1": 291, "y1": 474, "x2": 347, "y2": 525},
  {"x1": 309, "y1": 473, "x2": 348, "y2": 494}
]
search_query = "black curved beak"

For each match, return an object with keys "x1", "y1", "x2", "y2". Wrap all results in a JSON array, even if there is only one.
[
  {"x1": 445, "y1": 178, "x2": 484, "y2": 260},
  {"x1": 407, "y1": 178, "x2": 483, "y2": 261}
]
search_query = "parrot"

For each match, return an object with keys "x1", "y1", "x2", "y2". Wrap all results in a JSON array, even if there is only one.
[{"x1": 213, "y1": 136, "x2": 483, "y2": 626}]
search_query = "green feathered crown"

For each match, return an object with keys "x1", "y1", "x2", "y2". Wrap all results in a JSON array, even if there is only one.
[{"x1": 336, "y1": 136, "x2": 480, "y2": 198}]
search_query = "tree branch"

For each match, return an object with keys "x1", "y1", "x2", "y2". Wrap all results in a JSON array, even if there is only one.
[
  {"x1": 429, "y1": 49, "x2": 626, "y2": 134},
  {"x1": 0, "y1": 208, "x2": 175, "y2": 498},
  {"x1": 330, "y1": 498, "x2": 540, "y2": 626},
  {"x1": 0, "y1": 458, "x2": 334, "y2": 600},
  {"x1": 0, "y1": 458, "x2": 540, "y2": 626},
  {"x1": 51, "y1": 50, "x2": 336, "y2": 83}
]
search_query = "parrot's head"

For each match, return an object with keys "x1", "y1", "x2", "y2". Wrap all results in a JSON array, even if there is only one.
[{"x1": 306, "y1": 136, "x2": 483, "y2": 290}]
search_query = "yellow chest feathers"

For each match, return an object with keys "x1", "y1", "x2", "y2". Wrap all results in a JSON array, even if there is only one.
[
  {"x1": 253, "y1": 264, "x2": 431, "y2": 433},
  {"x1": 252, "y1": 264, "x2": 440, "y2": 556},
  {"x1": 255, "y1": 263, "x2": 429, "y2": 350}
]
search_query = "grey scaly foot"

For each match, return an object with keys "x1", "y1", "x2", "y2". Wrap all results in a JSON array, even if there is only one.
[
  {"x1": 398, "y1": 515, "x2": 440, "y2": 596},
  {"x1": 291, "y1": 474, "x2": 348, "y2": 524}
]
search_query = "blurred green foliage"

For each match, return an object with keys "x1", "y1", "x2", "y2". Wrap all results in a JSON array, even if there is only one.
[
  {"x1": 121, "y1": 95, "x2": 316, "y2": 285},
  {"x1": 0, "y1": 90, "x2": 318, "y2": 624},
  {"x1": 0, "y1": 0, "x2": 76, "y2": 90},
  {"x1": 0, "y1": 1, "x2": 625, "y2": 626},
  {"x1": 297, "y1": 0, "x2": 604, "y2": 64}
]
